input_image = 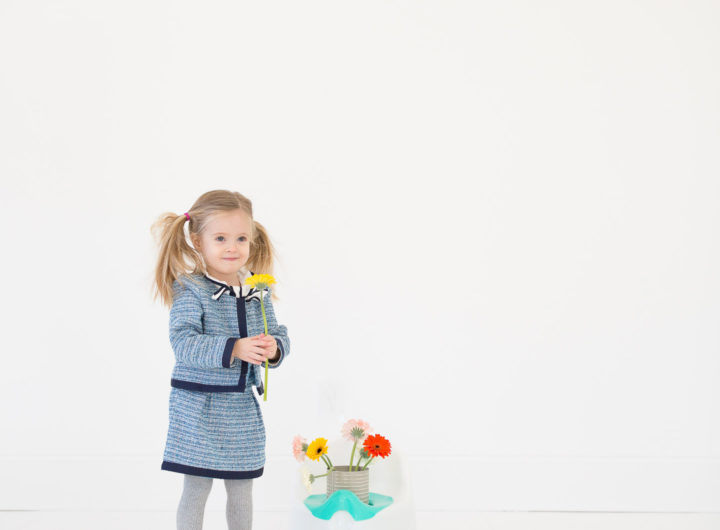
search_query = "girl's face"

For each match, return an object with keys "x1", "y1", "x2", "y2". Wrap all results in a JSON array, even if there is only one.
[{"x1": 191, "y1": 210, "x2": 252, "y2": 284}]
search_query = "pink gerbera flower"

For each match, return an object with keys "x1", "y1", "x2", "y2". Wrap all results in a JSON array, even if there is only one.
[
  {"x1": 292, "y1": 434, "x2": 308, "y2": 462},
  {"x1": 341, "y1": 419, "x2": 373, "y2": 442}
]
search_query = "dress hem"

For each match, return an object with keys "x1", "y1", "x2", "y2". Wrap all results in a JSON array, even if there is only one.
[{"x1": 161, "y1": 460, "x2": 264, "y2": 479}]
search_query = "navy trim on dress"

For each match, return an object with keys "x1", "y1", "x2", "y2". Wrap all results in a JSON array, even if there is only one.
[
  {"x1": 236, "y1": 295, "x2": 250, "y2": 391},
  {"x1": 221, "y1": 337, "x2": 237, "y2": 368},
  {"x1": 170, "y1": 378, "x2": 248, "y2": 393},
  {"x1": 161, "y1": 460, "x2": 264, "y2": 479}
]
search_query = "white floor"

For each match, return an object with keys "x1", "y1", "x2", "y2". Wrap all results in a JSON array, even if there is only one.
[{"x1": 1, "y1": 511, "x2": 719, "y2": 530}]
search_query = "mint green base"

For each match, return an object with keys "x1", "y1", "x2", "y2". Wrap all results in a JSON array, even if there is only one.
[{"x1": 303, "y1": 490, "x2": 394, "y2": 521}]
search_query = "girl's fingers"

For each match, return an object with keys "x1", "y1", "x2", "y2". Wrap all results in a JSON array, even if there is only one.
[
  {"x1": 253, "y1": 350, "x2": 270, "y2": 362},
  {"x1": 247, "y1": 353, "x2": 264, "y2": 364}
]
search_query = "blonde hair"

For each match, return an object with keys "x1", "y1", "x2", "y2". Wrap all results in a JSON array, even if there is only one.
[{"x1": 150, "y1": 189, "x2": 280, "y2": 309}]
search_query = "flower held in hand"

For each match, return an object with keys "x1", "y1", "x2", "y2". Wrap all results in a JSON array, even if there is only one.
[{"x1": 243, "y1": 273, "x2": 277, "y2": 401}]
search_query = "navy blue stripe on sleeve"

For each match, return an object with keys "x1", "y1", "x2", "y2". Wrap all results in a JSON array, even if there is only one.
[{"x1": 222, "y1": 337, "x2": 237, "y2": 368}]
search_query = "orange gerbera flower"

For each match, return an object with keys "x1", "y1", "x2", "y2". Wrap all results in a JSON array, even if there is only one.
[{"x1": 362, "y1": 434, "x2": 392, "y2": 459}]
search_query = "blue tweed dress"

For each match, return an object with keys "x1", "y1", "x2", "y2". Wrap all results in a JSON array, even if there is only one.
[
  {"x1": 162, "y1": 382, "x2": 266, "y2": 478},
  {"x1": 161, "y1": 270, "x2": 290, "y2": 479}
]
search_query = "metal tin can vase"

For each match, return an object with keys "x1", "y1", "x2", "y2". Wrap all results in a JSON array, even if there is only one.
[{"x1": 326, "y1": 465, "x2": 369, "y2": 504}]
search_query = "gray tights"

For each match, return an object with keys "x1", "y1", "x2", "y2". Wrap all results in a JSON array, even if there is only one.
[{"x1": 177, "y1": 474, "x2": 253, "y2": 530}]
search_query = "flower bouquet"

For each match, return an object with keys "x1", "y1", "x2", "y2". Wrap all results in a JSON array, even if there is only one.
[{"x1": 293, "y1": 419, "x2": 392, "y2": 505}]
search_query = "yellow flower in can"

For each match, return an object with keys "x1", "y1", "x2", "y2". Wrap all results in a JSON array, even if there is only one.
[{"x1": 306, "y1": 438, "x2": 329, "y2": 461}]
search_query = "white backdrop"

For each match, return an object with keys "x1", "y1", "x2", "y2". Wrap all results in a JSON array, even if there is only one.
[{"x1": 1, "y1": 0, "x2": 719, "y2": 514}]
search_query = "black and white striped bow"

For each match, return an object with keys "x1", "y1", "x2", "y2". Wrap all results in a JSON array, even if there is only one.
[
  {"x1": 204, "y1": 274, "x2": 268, "y2": 302},
  {"x1": 210, "y1": 284, "x2": 267, "y2": 302}
]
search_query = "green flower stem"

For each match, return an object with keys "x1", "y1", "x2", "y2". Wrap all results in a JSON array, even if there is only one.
[
  {"x1": 361, "y1": 456, "x2": 374, "y2": 470},
  {"x1": 313, "y1": 471, "x2": 332, "y2": 479},
  {"x1": 260, "y1": 292, "x2": 269, "y2": 401},
  {"x1": 263, "y1": 359, "x2": 268, "y2": 402},
  {"x1": 259, "y1": 290, "x2": 269, "y2": 334},
  {"x1": 349, "y1": 440, "x2": 358, "y2": 471},
  {"x1": 320, "y1": 454, "x2": 334, "y2": 470}
]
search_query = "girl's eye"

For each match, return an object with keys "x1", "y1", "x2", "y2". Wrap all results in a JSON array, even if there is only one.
[{"x1": 215, "y1": 236, "x2": 247, "y2": 242}]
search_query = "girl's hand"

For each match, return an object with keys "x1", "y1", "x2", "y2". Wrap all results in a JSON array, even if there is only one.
[
  {"x1": 258, "y1": 333, "x2": 278, "y2": 361},
  {"x1": 232, "y1": 336, "x2": 272, "y2": 365}
]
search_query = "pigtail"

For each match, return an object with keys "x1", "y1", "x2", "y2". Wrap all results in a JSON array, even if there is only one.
[
  {"x1": 248, "y1": 219, "x2": 281, "y2": 303},
  {"x1": 150, "y1": 212, "x2": 205, "y2": 309}
]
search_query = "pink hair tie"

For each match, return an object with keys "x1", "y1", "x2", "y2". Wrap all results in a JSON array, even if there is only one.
[{"x1": 184, "y1": 212, "x2": 190, "y2": 221}]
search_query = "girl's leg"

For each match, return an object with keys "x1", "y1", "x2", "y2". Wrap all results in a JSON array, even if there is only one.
[
  {"x1": 224, "y1": 478, "x2": 253, "y2": 530},
  {"x1": 177, "y1": 474, "x2": 213, "y2": 530}
]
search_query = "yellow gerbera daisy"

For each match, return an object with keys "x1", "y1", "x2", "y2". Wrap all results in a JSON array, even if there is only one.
[
  {"x1": 244, "y1": 273, "x2": 277, "y2": 290},
  {"x1": 306, "y1": 438, "x2": 328, "y2": 461}
]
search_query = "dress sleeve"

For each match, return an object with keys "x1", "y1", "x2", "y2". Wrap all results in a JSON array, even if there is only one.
[
  {"x1": 261, "y1": 289, "x2": 290, "y2": 369},
  {"x1": 169, "y1": 282, "x2": 238, "y2": 369}
]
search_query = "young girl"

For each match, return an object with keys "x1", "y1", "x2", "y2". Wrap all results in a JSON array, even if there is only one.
[{"x1": 151, "y1": 189, "x2": 291, "y2": 530}]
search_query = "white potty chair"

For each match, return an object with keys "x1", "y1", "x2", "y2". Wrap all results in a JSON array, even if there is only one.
[
  {"x1": 287, "y1": 437, "x2": 417, "y2": 530},
  {"x1": 286, "y1": 378, "x2": 416, "y2": 529}
]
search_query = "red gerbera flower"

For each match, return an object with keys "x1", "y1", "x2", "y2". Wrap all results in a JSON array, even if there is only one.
[{"x1": 362, "y1": 434, "x2": 392, "y2": 459}]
